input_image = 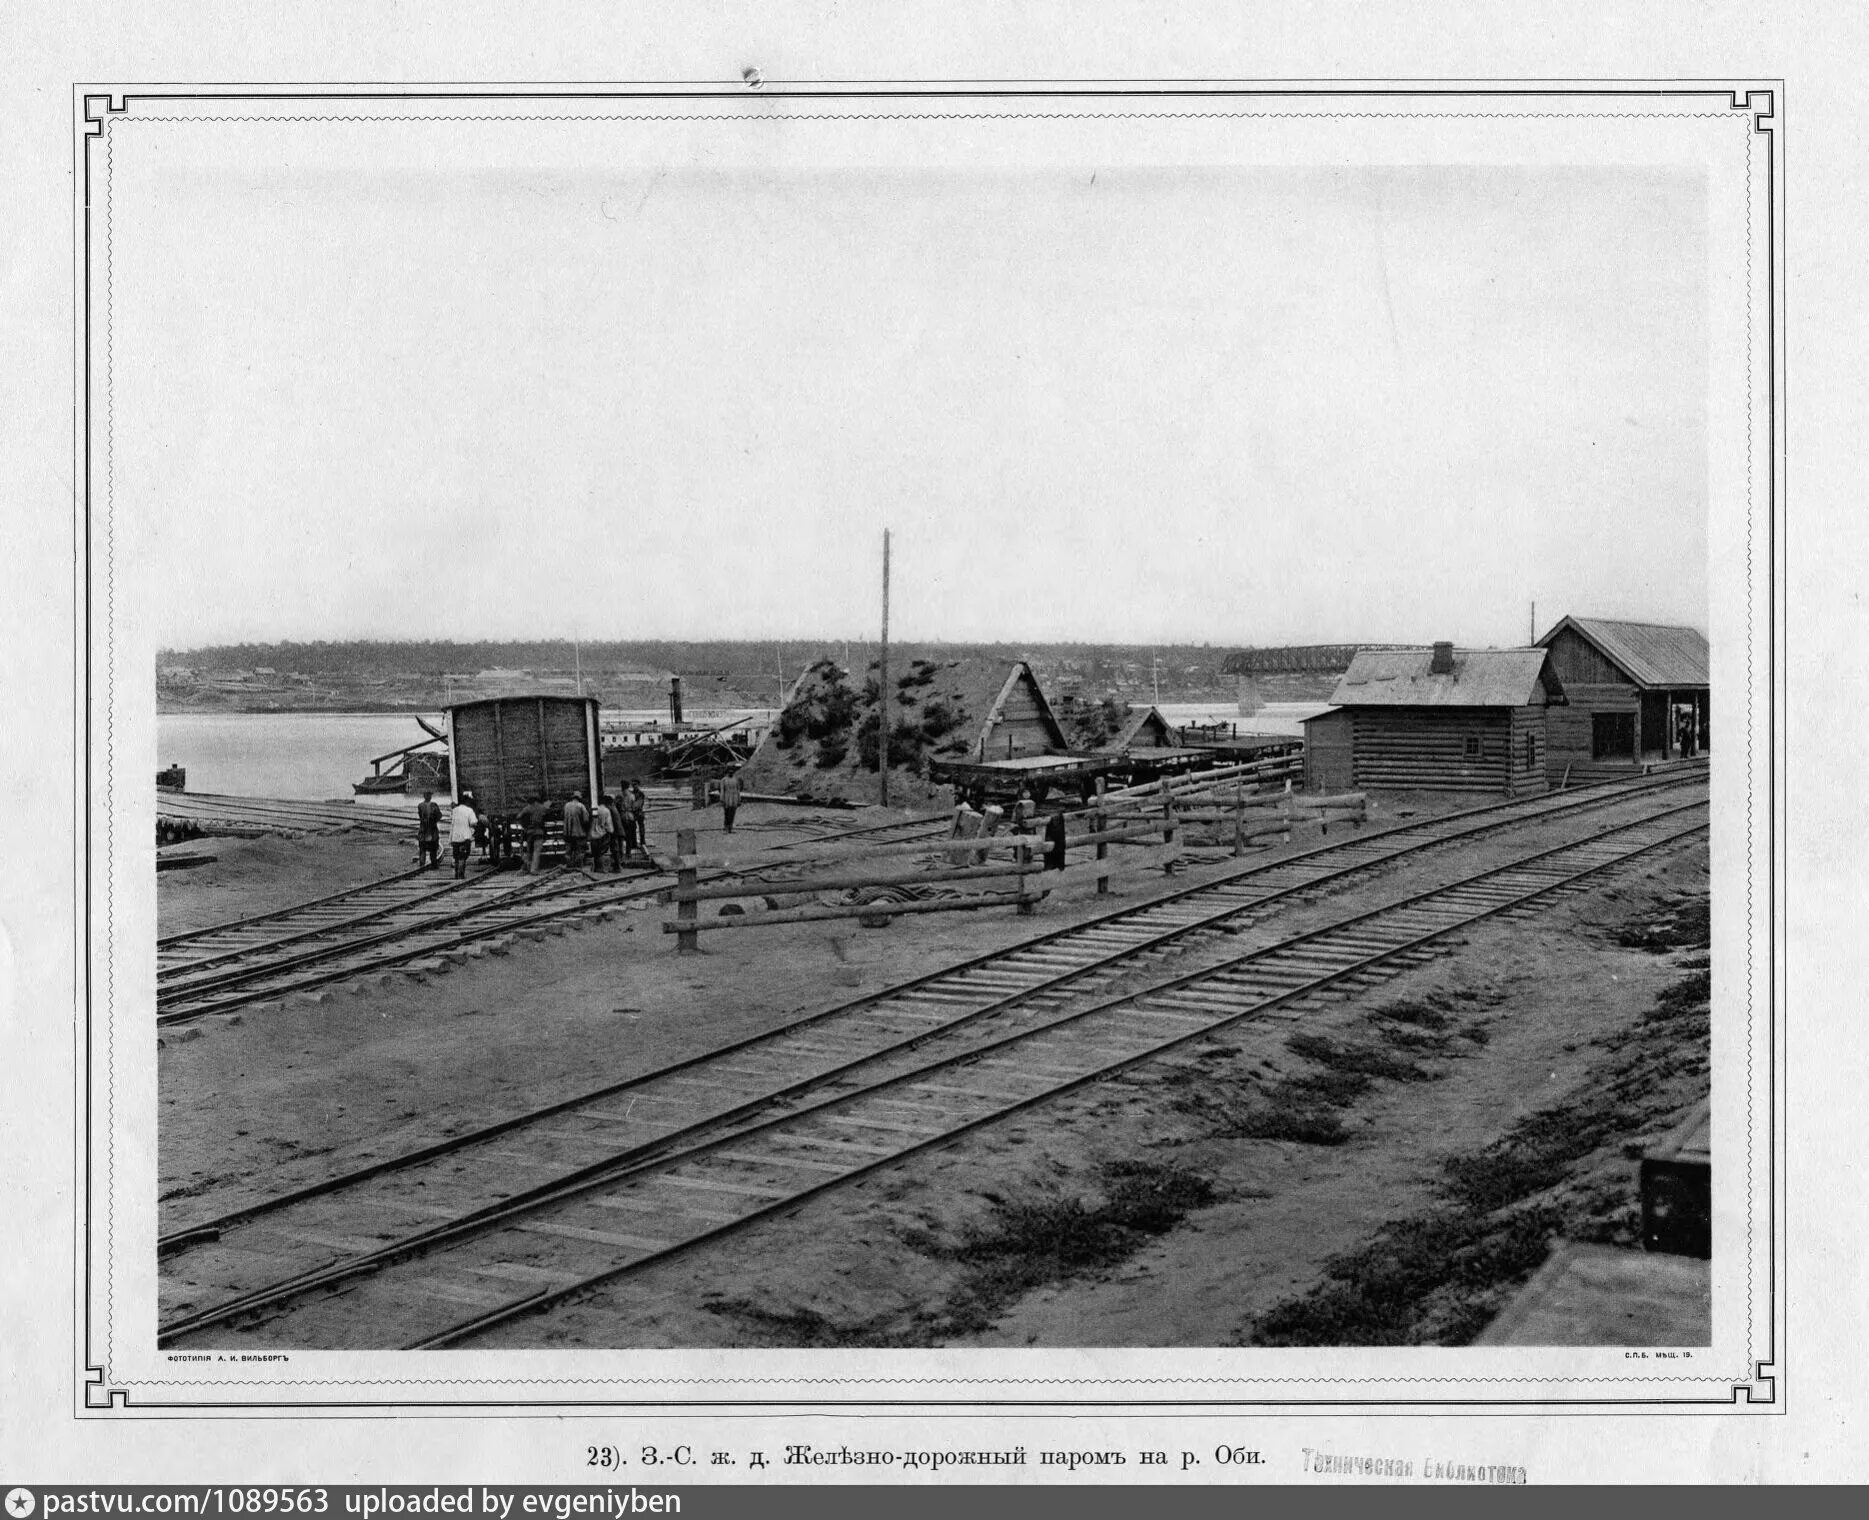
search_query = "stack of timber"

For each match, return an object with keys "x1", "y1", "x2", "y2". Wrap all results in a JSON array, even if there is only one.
[{"x1": 155, "y1": 792, "x2": 411, "y2": 838}]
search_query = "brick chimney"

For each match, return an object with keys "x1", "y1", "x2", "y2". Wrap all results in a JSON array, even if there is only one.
[{"x1": 1430, "y1": 642, "x2": 1456, "y2": 675}]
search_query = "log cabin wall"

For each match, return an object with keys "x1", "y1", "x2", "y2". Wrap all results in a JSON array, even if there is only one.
[{"x1": 1349, "y1": 707, "x2": 1549, "y2": 796}]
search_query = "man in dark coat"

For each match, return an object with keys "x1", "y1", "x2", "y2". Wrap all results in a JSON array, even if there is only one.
[
  {"x1": 562, "y1": 790, "x2": 591, "y2": 868},
  {"x1": 415, "y1": 790, "x2": 443, "y2": 870},
  {"x1": 518, "y1": 795, "x2": 550, "y2": 874},
  {"x1": 627, "y1": 782, "x2": 649, "y2": 856}
]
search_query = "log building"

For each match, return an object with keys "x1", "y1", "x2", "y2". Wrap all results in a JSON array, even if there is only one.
[{"x1": 1302, "y1": 643, "x2": 1564, "y2": 797}]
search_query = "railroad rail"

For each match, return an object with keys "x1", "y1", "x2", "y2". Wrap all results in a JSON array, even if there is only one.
[
  {"x1": 158, "y1": 777, "x2": 1706, "y2": 1346},
  {"x1": 156, "y1": 863, "x2": 684, "y2": 1025}
]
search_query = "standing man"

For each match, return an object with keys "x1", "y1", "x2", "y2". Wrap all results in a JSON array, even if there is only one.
[
  {"x1": 617, "y1": 787, "x2": 639, "y2": 861},
  {"x1": 604, "y1": 792, "x2": 627, "y2": 869},
  {"x1": 518, "y1": 794, "x2": 549, "y2": 875},
  {"x1": 587, "y1": 789, "x2": 613, "y2": 871},
  {"x1": 627, "y1": 782, "x2": 649, "y2": 857},
  {"x1": 416, "y1": 790, "x2": 443, "y2": 871},
  {"x1": 719, "y1": 770, "x2": 743, "y2": 834},
  {"x1": 563, "y1": 789, "x2": 591, "y2": 869},
  {"x1": 449, "y1": 794, "x2": 478, "y2": 879}
]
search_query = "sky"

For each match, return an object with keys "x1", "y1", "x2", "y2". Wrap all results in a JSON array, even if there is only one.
[{"x1": 124, "y1": 150, "x2": 1707, "y2": 650}]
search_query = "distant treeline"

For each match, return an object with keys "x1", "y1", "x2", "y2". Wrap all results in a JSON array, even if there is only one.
[{"x1": 158, "y1": 639, "x2": 1242, "y2": 687}]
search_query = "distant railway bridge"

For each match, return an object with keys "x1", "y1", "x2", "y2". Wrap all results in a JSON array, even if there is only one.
[{"x1": 1221, "y1": 644, "x2": 1422, "y2": 676}]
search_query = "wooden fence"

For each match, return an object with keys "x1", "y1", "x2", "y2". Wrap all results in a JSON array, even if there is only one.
[{"x1": 661, "y1": 774, "x2": 1361, "y2": 949}]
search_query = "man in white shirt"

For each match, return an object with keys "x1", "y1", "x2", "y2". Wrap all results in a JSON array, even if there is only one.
[{"x1": 448, "y1": 795, "x2": 479, "y2": 879}]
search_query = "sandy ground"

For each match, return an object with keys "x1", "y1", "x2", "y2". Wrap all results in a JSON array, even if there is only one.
[{"x1": 157, "y1": 791, "x2": 1708, "y2": 1345}]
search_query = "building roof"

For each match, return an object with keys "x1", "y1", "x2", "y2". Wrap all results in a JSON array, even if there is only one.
[
  {"x1": 977, "y1": 661, "x2": 1071, "y2": 757},
  {"x1": 1538, "y1": 616, "x2": 1709, "y2": 689},
  {"x1": 1329, "y1": 648, "x2": 1560, "y2": 708},
  {"x1": 1100, "y1": 705, "x2": 1177, "y2": 753}
]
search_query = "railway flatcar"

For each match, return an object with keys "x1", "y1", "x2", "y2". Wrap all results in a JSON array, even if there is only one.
[{"x1": 444, "y1": 695, "x2": 603, "y2": 860}]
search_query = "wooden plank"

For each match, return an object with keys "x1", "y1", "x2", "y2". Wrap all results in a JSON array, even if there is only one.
[
  {"x1": 816, "y1": 1113, "x2": 941, "y2": 1138},
  {"x1": 588, "y1": 1195, "x2": 739, "y2": 1225},
  {"x1": 512, "y1": 1220, "x2": 671, "y2": 1252},
  {"x1": 649, "y1": 1173, "x2": 791, "y2": 1199}
]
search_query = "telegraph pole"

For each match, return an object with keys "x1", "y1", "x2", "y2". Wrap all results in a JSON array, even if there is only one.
[{"x1": 879, "y1": 529, "x2": 891, "y2": 808}]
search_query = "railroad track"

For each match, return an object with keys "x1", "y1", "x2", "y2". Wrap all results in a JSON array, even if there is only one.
[
  {"x1": 157, "y1": 777, "x2": 1706, "y2": 1347},
  {"x1": 766, "y1": 811, "x2": 955, "y2": 849},
  {"x1": 156, "y1": 864, "x2": 675, "y2": 1025}
]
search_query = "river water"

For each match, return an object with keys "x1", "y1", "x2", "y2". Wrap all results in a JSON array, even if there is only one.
[{"x1": 155, "y1": 709, "x2": 774, "y2": 801}]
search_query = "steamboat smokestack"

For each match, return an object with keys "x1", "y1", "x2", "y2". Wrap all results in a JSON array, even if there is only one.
[
  {"x1": 669, "y1": 676, "x2": 683, "y2": 725},
  {"x1": 1430, "y1": 641, "x2": 1455, "y2": 675}
]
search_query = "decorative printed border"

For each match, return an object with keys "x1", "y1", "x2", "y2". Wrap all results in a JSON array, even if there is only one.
[{"x1": 75, "y1": 80, "x2": 1784, "y2": 1412}]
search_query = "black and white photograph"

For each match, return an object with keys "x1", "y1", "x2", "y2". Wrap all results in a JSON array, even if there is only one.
[
  {"x1": 97, "y1": 85, "x2": 1761, "y2": 1380},
  {"x1": 10, "y1": 0, "x2": 1860, "y2": 1487}
]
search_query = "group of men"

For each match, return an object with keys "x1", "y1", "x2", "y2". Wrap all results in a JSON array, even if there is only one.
[
  {"x1": 414, "y1": 782, "x2": 651, "y2": 877},
  {"x1": 551, "y1": 786, "x2": 650, "y2": 872}
]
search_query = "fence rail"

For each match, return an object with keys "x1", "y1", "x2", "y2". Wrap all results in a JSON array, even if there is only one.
[{"x1": 662, "y1": 771, "x2": 1355, "y2": 946}]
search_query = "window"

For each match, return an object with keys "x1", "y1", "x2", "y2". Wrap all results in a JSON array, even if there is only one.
[
  {"x1": 1525, "y1": 733, "x2": 1540, "y2": 772},
  {"x1": 1592, "y1": 711, "x2": 1636, "y2": 760},
  {"x1": 1463, "y1": 735, "x2": 1481, "y2": 760}
]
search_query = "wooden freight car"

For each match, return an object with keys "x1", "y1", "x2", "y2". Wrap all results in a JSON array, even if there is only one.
[{"x1": 444, "y1": 695, "x2": 603, "y2": 858}]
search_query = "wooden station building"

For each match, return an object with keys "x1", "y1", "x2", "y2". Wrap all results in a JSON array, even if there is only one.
[
  {"x1": 1535, "y1": 616, "x2": 1709, "y2": 778},
  {"x1": 1302, "y1": 643, "x2": 1564, "y2": 797}
]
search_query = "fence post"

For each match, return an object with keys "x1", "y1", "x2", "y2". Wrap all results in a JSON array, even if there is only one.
[
  {"x1": 1233, "y1": 778, "x2": 1244, "y2": 857},
  {"x1": 676, "y1": 827, "x2": 699, "y2": 954},
  {"x1": 1161, "y1": 786, "x2": 1177, "y2": 874},
  {"x1": 1015, "y1": 837, "x2": 1035, "y2": 915}
]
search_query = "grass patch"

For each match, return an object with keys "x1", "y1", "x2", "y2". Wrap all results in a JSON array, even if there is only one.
[
  {"x1": 1243, "y1": 966, "x2": 1711, "y2": 1346},
  {"x1": 1614, "y1": 895, "x2": 1710, "y2": 953},
  {"x1": 1172, "y1": 1031, "x2": 1440, "y2": 1148},
  {"x1": 1286, "y1": 1032, "x2": 1435, "y2": 1084},
  {"x1": 1376, "y1": 997, "x2": 1454, "y2": 1031},
  {"x1": 1252, "y1": 1206, "x2": 1562, "y2": 1347},
  {"x1": 917, "y1": 1160, "x2": 1217, "y2": 1338}
]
